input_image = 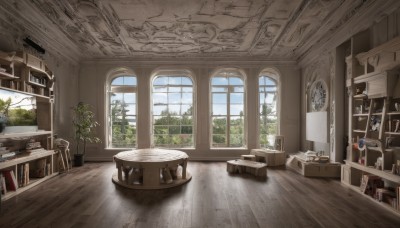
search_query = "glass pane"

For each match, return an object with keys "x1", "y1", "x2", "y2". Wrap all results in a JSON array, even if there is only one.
[
  {"x1": 124, "y1": 76, "x2": 137, "y2": 85},
  {"x1": 153, "y1": 105, "x2": 168, "y2": 115},
  {"x1": 230, "y1": 125, "x2": 243, "y2": 134},
  {"x1": 212, "y1": 93, "x2": 227, "y2": 104},
  {"x1": 181, "y1": 116, "x2": 193, "y2": 125},
  {"x1": 153, "y1": 93, "x2": 168, "y2": 104},
  {"x1": 154, "y1": 126, "x2": 168, "y2": 134},
  {"x1": 168, "y1": 105, "x2": 180, "y2": 115},
  {"x1": 110, "y1": 93, "x2": 123, "y2": 102},
  {"x1": 154, "y1": 77, "x2": 168, "y2": 85},
  {"x1": 212, "y1": 117, "x2": 226, "y2": 134},
  {"x1": 265, "y1": 93, "x2": 276, "y2": 104},
  {"x1": 169, "y1": 86, "x2": 181, "y2": 92},
  {"x1": 232, "y1": 86, "x2": 244, "y2": 92},
  {"x1": 265, "y1": 86, "x2": 277, "y2": 92},
  {"x1": 181, "y1": 126, "x2": 192, "y2": 134},
  {"x1": 230, "y1": 104, "x2": 243, "y2": 115},
  {"x1": 168, "y1": 93, "x2": 181, "y2": 104},
  {"x1": 153, "y1": 86, "x2": 168, "y2": 92},
  {"x1": 230, "y1": 93, "x2": 243, "y2": 104},
  {"x1": 230, "y1": 134, "x2": 243, "y2": 147},
  {"x1": 181, "y1": 105, "x2": 192, "y2": 115},
  {"x1": 125, "y1": 104, "x2": 136, "y2": 115},
  {"x1": 212, "y1": 86, "x2": 228, "y2": 92},
  {"x1": 182, "y1": 77, "x2": 192, "y2": 85},
  {"x1": 124, "y1": 93, "x2": 136, "y2": 103},
  {"x1": 259, "y1": 77, "x2": 265, "y2": 86},
  {"x1": 154, "y1": 115, "x2": 169, "y2": 125},
  {"x1": 182, "y1": 87, "x2": 193, "y2": 92},
  {"x1": 111, "y1": 77, "x2": 124, "y2": 85},
  {"x1": 169, "y1": 116, "x2": 181, "y2": 125},
  {"x1": 212, "y1": 135, "x2": 226, "y2": 145},
  {"x1": 212, "y1": 77, "x2": 228, "y2": 85},
  {"x1": 212, "y1": 104, "x2": 227, "y2": 115},
  {"x1": 181, "y1": 93, "x2": 193, "y2": 104},
  {"x1": 168, "y1": 77, "x2": 181, "y2": 85},
  {"x1": 169, "y1": 126, "x2": 180, "y2": 134},
  {"x1": 154, "y1": 135, "x2": 170, "y2": 145},
  {"x1": 229, "y1": 77, "x2": 243, "y2": 85},
  {"x1": 230, "y1": 116, "x2": 244, "y2": 126},
  {"x1": 264, "y1": 77, "x2": 276, "y2": 86}
]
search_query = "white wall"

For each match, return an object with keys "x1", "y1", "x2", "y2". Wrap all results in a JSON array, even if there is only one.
[{"x1": 78, "y1": 59, "x2": 300, "y2": 161}]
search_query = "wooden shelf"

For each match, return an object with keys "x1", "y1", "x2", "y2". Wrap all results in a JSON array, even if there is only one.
[
  {"x1": 0, "y1": 131, "x2": 52, "y2": 139},
  {"x1": 388, "y1": 112, "x2": 400, "y2": 115},
  {"x1": 0, "y1": 71, "x2": 18, "y2": 79},
  {"x1": 353, "y1": 129, "x2": 366, "y2": 133},
  {"x1": 0, "y1": 50, "x2": 56, "y2": 202},
  {"x1": 385, "y1": 132, "x2": 400, "y2": 136},
  {"x1": 346, "y1": 161, "x2": 400, "y2": 184},
  {"x1": 341, "y1": 181, "x2": 400, "y2": 216},
  {"x1": 0, "y1": 149, "x2": 54, "y2": 169},
  {"x1": 0, "y1": 85, "x2": 51, "y2": 99},
  {"x1": 1, "y1": 173, "x2": 58, "y2": 201},
  {"x1": 353, "y1": 113, "x2": 369, "y2": 117}
]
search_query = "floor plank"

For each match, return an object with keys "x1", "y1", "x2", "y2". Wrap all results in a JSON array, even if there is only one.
[{"x1": 1, "y1": 161, "x2": 400, "y2": 228}]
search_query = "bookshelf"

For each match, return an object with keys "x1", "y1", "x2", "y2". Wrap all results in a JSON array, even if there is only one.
[
  {"x1": 342, "y1": 34, "x2": 400, "y2": 214},
  {"x1": 0, "y1": 50, "x2": 57, "y2": 201}
]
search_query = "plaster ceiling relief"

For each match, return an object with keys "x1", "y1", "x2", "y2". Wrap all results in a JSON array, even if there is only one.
[{"x1": 1, "y1": 0, "x2": 387, "y2": 60}]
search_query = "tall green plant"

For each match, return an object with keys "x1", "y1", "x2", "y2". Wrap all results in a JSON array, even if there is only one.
[{"x1": 72, "y1": 102, "x2": 101, "y2": 155}]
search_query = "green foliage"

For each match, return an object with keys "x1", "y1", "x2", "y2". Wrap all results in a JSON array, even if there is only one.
[
  {"x1": 7, "y1": 108, "x2": 36, "y2": 126},
  {"x1": 152, "y1": 106, "x2": 194, "y2": 147},
  {"x1": 72, "y1": 102, "x2": 101, "y2": 155},
  {"x1": 110, "y1": 99, "x2": 136, "y2": 147}
]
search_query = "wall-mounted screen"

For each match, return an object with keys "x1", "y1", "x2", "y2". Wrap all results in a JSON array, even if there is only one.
[{"x1": 0, "y1": 89, "x2": 37, "y2": 133}]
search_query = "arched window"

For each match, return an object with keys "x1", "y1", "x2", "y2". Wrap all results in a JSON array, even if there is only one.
[
  {"x1": 151, "y1": 71, "x2": 195, "y2": 148},
  {"x1": 211, "y1": 69, "x2": 246, "y2": 148},
  {"x1": 108, "y1": 75, "x2": 137, "y2": 148},
  {"x1": 259, "y1": 69, "x2": 279, "y2": 149}
]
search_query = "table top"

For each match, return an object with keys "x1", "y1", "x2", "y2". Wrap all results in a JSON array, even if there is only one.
[
  {"x1": 114, "y1": 148, "x2": 188, "y2": 164},
  {"x1": 227, "y1": 159, "x2": 267, "y2": 168}
]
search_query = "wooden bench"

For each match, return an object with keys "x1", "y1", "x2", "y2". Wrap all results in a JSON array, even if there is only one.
[
  {"x1": 226, "y1": 159, "x2": 267, "y2": 177},
  {"x1": 250, "y1": 149, "x2": 286, "y2": 166}
]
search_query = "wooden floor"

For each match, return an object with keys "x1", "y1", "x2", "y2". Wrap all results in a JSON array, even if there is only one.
[{"x1": 1, "y1": 162, "x2": 400, "y2": 228}]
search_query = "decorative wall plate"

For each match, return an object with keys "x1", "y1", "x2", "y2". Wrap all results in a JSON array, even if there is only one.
[{"x1": 310, "y1": 79, "x2": 328, "y2": 112}]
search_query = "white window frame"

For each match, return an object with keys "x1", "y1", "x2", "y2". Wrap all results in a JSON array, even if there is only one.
[
  {"x1": 150, "y1": 70, "x2": 196, "y2": 149},
  {"x1": 106, "y1": 68, "x2": 137, "y2": 149},
  {"x1": 258, "y1": 68, "x2": 281, "y2": 149},
  {"x1": 210, "y1": 68, "x2": 247, "y2": 148}
]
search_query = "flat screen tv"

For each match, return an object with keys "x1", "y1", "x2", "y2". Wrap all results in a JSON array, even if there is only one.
[{"x1": 0, "y1": 89, "x2": 37, "y2": 134}]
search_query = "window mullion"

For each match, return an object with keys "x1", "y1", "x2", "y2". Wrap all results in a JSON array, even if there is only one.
[{"x1": 227, "y1": 85, "x2": 231, "y2": 147}]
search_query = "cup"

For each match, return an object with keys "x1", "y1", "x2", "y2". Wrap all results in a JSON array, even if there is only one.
[{"x1": 395, "y1": 102, "x2": 399, "y2": 112}]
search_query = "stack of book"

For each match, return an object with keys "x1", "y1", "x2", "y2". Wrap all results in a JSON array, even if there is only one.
[
  {"x1": 360, "y1": 174, "x2": 384, "y2": 197},
  {"x1": 1, "y1": 170, "x2": 18, "y2": 194}
]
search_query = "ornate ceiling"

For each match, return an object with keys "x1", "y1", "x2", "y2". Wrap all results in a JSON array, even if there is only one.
[{"x1": 0, "y1": 0, "x2": 396, "y2": 61}]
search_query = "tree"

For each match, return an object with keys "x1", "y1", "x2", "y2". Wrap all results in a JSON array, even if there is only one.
[{"x1": 72, "y1": 102, "x2": 101, "y2": 156}]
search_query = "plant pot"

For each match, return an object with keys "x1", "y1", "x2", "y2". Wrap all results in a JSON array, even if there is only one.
[{"x1": 74, "y1": 154, "x2": 85, "y2": 167}]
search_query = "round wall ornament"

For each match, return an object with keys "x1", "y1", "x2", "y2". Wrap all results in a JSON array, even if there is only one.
[{"x1": 310, "y1": 79, "x2": 328, "y2": 112}]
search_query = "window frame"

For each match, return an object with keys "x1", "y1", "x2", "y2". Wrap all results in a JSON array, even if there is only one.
[
  {"x1": 150, "y1": 70, "x2": 196, "y2": 149},
  {"x1": 258, "y1": 68, "x2": 281, "y2": 149},
  {"x1": 210, "y1": 68, "x2": 247, "y2": 149},
  {"x1": 106, "y1": 68, "x2": 138, "y2": 149}
]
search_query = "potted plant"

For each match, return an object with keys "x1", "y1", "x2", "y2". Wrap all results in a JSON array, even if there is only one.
[{"x1": 72, "y1": 102, "x2": 101, "y2": 166}]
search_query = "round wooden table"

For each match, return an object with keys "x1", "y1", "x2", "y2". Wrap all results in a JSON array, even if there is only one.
[{"x1": 112, "y1": 148, "x2": 191, "y2": 189}]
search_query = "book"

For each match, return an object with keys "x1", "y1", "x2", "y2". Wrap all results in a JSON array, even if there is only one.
[
  {"x1": 2, "y1": 170, "x2": 18, "y2": 191},
  {"x1": 1, "y1": 173, "x2": 6, "y2": 195}
]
